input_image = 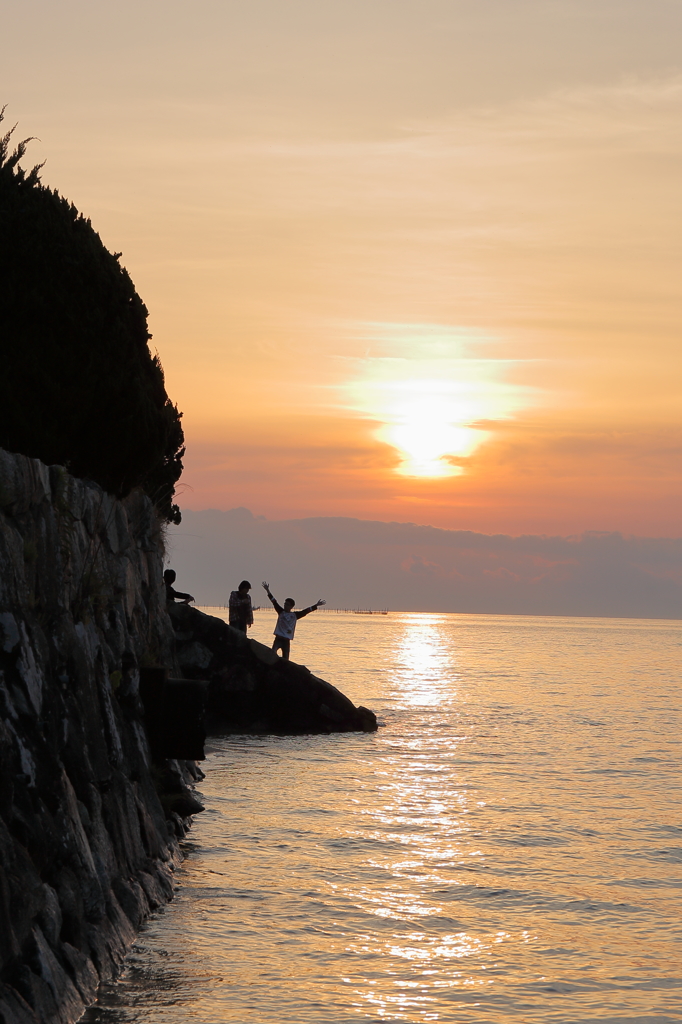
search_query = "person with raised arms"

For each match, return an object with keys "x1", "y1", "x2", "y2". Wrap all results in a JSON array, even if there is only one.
[{"x1": 262, "y1": 581, "x2": 326, "y2": 660}]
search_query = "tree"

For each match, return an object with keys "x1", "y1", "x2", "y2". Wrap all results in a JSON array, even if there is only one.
[{"x1": 0, "y1": 110, "x2": 185, "y2": 523}]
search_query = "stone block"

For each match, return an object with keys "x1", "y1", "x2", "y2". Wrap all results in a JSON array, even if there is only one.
[
  {"x1": 32, "y1": 926, "x2": 85, "y2": 1024},
  {"x1": 59, "y1": 943, "x2": 99, "y2": 1005}
]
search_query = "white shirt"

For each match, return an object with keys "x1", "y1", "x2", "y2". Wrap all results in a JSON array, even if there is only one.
[{"x1": 274, "y1": 610, "x2": 298, "y2": 640}]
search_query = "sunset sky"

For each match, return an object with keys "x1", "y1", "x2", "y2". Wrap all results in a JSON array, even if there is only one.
[{"x1": 5, "y1": 0, "x2": 681, "y2": 536}]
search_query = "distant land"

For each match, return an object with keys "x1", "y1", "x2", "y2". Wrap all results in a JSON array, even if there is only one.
[{"x1": 167, "y1": 509, "x2": 681, "y2": 620}]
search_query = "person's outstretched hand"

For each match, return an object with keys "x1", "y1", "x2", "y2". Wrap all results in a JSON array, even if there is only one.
[
  {"x1": 316, "y1": 599, "x2": 327, "y2": 607},
  {"x1": 262, "y1": 581, "x2": 270, "y2": 591}
]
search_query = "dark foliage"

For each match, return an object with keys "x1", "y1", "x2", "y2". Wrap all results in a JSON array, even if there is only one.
[{"x1": 0, "y1": 110, "x2": 184, "y2": 523}]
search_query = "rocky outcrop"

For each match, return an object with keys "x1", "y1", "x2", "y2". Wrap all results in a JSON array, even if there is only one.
[
  {"x1": 0, "y1": 450, "x2": 200, "y2": 1024},
  {"x1": 168, "y1": 603, "x2": 378, "y2": 734}
]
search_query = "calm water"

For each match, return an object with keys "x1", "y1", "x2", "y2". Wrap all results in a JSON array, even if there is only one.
[{"x1": 84, "y1": 611, "x2": 682, "y2": 1024}]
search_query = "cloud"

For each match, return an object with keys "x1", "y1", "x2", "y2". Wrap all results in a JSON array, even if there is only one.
[
  {"x1": 167, "y1": 510, "x2": 681, "y2": 619},
  {"x1": 483, "y1": 567, "x2": 521, "y2": 582},
  {"x1": 400, "y1": 554, "x2": 459, "y2": 578}
]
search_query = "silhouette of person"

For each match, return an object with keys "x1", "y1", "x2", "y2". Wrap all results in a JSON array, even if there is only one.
[
  {"x1": 164, "y1": 569, "x2": 194, "y2": 604},
  {"x1": 229, "y1": 580, "x2": 253, "y2": 633},
  {"x1": 262, "y1": 581, "x2": 325, "y2": 660}
]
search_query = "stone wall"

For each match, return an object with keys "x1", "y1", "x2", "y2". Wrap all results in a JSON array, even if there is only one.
[{"x1": 0, "y1": 450, "x2": 191, "y2": 1024}]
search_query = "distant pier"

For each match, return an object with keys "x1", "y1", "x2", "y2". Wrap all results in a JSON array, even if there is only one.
[
  {"x1": 209, "y1": 605, "x2": 389, "y2": 615},
  {"x1": 322, "y1": 607, "x2": 389, "y2": 615}
]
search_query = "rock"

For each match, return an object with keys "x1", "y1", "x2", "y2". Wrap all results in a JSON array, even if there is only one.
[
  {"x1": 0, "y1": 983, "x2": 41, "y2": 1024},
  {"x1": 37, "y1": 886, "x2": 63, "y2": 949},
  {"x1": 355, "y1": 705, "x2": 379, "y2": 732},
  {"x1": 60, "y1": 943, "x2": 99, "y2": 1005},
  {"x1": 31, "y1": 926, "x2": 85, "y2": 1024},
  {"x1": 319, "y1": 702, "x2": 345, "y2": 723},
  {"x1": 248, "y1": 638, "x2": 280, "y2": 666},
  {"x1": 160, "y1": 790, "x2": 206, "y2": 817},
  {"x1": 177, "y1": 641, "x2": 213, "y2": 670},
  {"x1": 168, "y1": 604, "x2": 379, "y2": 735},
  {"x1": 111, "y1": 877, "x2": 149, "y2": 932},
  {"x1": 167, "y1": 811, "x2": 188, "y2": 838}
]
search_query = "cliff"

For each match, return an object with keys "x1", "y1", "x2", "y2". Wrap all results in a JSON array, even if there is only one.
[{"x1": 0, "y1": 450, "x2": 197, "y2": 1024}]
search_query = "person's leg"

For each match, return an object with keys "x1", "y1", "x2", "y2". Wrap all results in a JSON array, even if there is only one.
[{"x1": 272, "y1": 636, "x2": 290, "y2": 659}]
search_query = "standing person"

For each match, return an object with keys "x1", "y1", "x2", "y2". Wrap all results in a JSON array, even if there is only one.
[
  {"x1": 262, "y1": 581, "x2": 325, "y2": 660},
  {"x1": 229, "y1": 580, "x2": 253, "y2": 633}
]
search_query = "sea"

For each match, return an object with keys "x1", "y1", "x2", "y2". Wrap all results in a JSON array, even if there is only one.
[{"x1": 83, "y1": 610, "x2": 682, "y2": 1024}]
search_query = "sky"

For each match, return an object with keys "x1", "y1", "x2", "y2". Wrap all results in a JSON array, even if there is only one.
[{"x1": 4, "y1": 0, "x2": 681, "y2": 537}]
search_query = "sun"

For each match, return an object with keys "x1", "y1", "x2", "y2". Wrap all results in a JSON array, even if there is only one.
[
  {"x1": 373, "y1": 381, "x2": 485, "y2": 477},
  {"x1": 345, "y1": 375, "x2": 528, "y2": 478},
  {"x1": 337, "y1": 323, "x2": 536, "y2": 478}
]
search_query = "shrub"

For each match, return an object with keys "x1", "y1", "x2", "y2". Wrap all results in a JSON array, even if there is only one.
[{"x1": 0, "y1": 110, "x2": 185, "y2": 523}]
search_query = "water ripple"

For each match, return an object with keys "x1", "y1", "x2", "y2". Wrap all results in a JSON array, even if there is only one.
[{"x1": 84, "y1": 613, "x2": 682, "y2": 1024}]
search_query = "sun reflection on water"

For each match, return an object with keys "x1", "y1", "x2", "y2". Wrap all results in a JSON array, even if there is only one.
[
  {"x1": 390, "y1": 614, "x2": 460, "y2": 708},
  {"x1": 335, "y1": 613, "x2": 497, "y2": 1019},
  {"x1": 347, "y1": 926, "x2": 532, "y2": 1021}
]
